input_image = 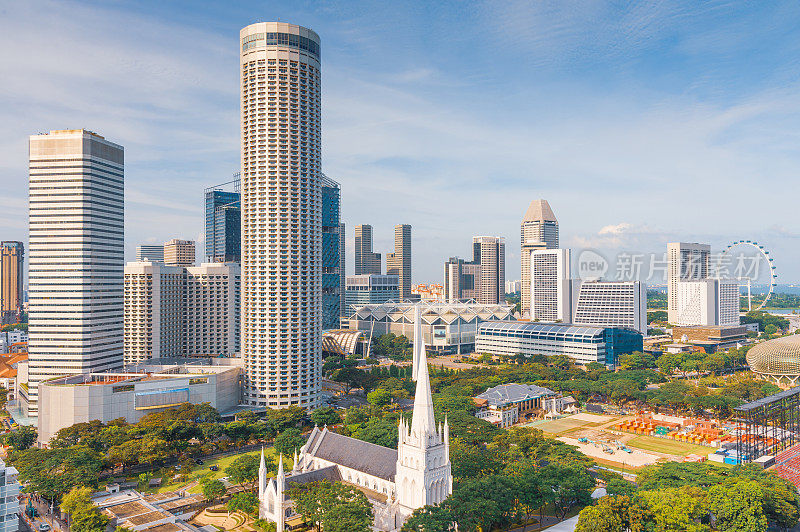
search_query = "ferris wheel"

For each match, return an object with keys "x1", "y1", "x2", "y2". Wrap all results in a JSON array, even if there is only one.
[{"x1": 720, "y1": 240, "x2": 777, "y2": 311}]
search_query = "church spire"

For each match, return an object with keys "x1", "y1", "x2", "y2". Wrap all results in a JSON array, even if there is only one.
[
  {"x1": 410, "y1": 338, "x2": 436, "y2": 438},
  {"x1": 412, "y1": 303, "x2": 425, "y2": 381},
  {"x1": 258, "y1": 446, "x2": 267, "y2": 500}
]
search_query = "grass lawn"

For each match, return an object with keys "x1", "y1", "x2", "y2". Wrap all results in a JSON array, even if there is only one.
[
  {"x1": 626, "y1": 435, "x2": 712, "y2": 457},
  {"x1": 526, "y1": 417, "x2": 604, "y2": 436},
  {"x1": 148, "y1": 447, "x2": 292, "y2": 494}
]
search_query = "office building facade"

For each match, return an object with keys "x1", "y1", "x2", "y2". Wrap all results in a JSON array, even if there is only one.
[
  {"x1": 136, "y1": 245, "x2": 164, "y2": 262},
  {"x1": 0, "y1": 241, "x2": 24, "y2": 325},
  {"x1": 205, "y1": 177, "x2": 241, "y2": 263},
  {"x1": 185, "y1": 263, "x2": 241, "y2": 357},
  {"x1": 387, "y1": 224, "x2": 412, "y2": 300},
  {"x1": 473, "y1": 236, "x2": 505, "y2": 304},
  {"x1": 444, "y1": 257, "x2": 481, "y2": 302},
  {"x1": 321, "y1": 175, "x2": 343, "y2": 329},
  {"x1": 355, "y1": 224, "x2": 381, "y2": 275},
  {"x1": 521, "y1": 200, "x2": 558, "y2": 315},
  {"x1": 675, "y1": 279, "x2": 739, "y2": 327},
  {"x1": 344, "y1": 274, "x2": 399, "y2": 310},
  {"x1": 164, "y1": 239, "x2": 196, "y2": 267},
  {"x1": 530, "y1": 248, "x2": 571, "y2": 322},
  {"x1": 124, "y1": 261, "x2": 186, "y2": 364},
  {"x1": 27, "y1": 129, "x2": 124, "y2": 417},
  {"x1": 240, "y1": 22, "x2": 322, "y2": 408},
  {"x1": 476, "y1": 321, "x2": 643, "y2": 366},
  {"x1": 667, "y1": 242, "x2": 710, "y2": 323},
  {"x1": 0, "y1": 457, "x2": 19, "y2": 532},
  {"x1": 571, "y1": 280, "x2": 647, "y2": 335}
]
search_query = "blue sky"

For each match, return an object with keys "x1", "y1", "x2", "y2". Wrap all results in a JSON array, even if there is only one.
[{"x1": 2, "y1": 1, "x2": 800, "y2": 283}]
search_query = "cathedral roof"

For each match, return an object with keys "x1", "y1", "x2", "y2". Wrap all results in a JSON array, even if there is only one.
[
  {"x1": 287, "y1": 465, "x2": 342, "y2": 487},
  {"x1": 305, "y1": 428, "x2": 398, "y2": 481}
]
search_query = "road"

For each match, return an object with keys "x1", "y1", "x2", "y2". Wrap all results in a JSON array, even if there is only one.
[{"x1": 21, "y1": 495, "x2": 66, "y2": 532}]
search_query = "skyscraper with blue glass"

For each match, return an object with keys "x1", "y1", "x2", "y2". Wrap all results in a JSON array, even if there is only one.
[
  {"x1": 205, "y1": 176, "x2": 241, "y2": 263},
  {"x1": 322, "y1": 174, "x2": 343, "y2": 329}
]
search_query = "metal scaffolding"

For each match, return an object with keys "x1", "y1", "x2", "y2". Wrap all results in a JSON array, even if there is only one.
[{"x1": 735, "y1": 387, "x2": 800, "y2": 462}]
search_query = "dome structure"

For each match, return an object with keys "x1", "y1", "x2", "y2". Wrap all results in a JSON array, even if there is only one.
[{"x1": 747, "y1": 335, "x2": 800, "y2": 386}]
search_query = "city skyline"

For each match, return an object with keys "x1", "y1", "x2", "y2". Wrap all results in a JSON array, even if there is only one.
[{"x1": 3, "y1": 2, "x2": 800, "y2": 283}]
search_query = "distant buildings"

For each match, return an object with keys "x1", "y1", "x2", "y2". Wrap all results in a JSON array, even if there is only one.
[
  {"x1": 136, "y1": 245, "x2": 164, "y2": 262},
  {"x1": 124, "y1": 261, "x2": 240, "y2": 364},
  {"x1": 444, "y1": 236, "x2": 505, "y2": 304},
  {"x1": 322, "y1": 175, "x2": 344, "y2": 329},
  {"x1": 505, "y1": 280, "x2": 521, "y2": 294},
  {"x1": 530, "y1": 248, "x2": 571, "y2": 322},
  {"x1": 572, "y1": 280, "x2": 647, "y2": 335},
  {"x1": 355, "y1": 224, "x2": 381, "y2": 275},
  {"x1": 667, "y1": 242, "x2": 710, "y2": 323},
  {"x1": 240, "y1": 22, "x2": 322, "y2": 409},
  {"x1": 164, "y1": 239, "x2": 196, "y2": 267},
  {"x1": 345, "y1": 274, "x2": 399, "y2": 310},
  {"x1": 0, "y1": 241, "x2": 24, "y2": 324},
  {"x1": 476, "y1": 321, "x2": 643, "y2": 366},
  {"x1": 343, "y1": 300, "x2": 514, "y2": 355},
  {"x1": 387, "y1": 224, "x2": 412, "y2": 300},
  {"x1": 205, "y1": 177, "x2": 241, "y2": 263},
  {"x1": 27, "y1": 129, "x2": 125, "y2": 417},
  {"x1": 521, "y1": 200, "x2": 558, "y2": 315}
]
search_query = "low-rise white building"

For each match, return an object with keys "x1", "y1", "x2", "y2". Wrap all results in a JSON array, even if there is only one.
[
  {"x1": 37, "y1": 360, "x2": 241, "y2": 444},
  {"x1": 473, "y1": 383, "x2": 558, "y2": 427}
]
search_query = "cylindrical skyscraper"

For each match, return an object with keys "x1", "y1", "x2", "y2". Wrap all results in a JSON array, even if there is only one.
[{"x1": 240, "y1": 23, "x2": 322, "y2": 409}]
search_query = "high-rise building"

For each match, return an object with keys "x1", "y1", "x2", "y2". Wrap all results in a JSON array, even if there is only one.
[
  {"x1": 667, "y1": 242, "x2": 710, "y2": 323},
  {"x1": 136, "y1": 245, "x2": 164, "y2": 262},
  {"x1": 321, "y1": 175, "x2": 342, "y2": 329},
  {"x1": 164, "y1": 239, "x2": 196, "y2": 267},
  {"x1": 355, "y1": 224, "x2": 381, "y2": 275},
  {"x1": 387, "y1": 224, "x2": 412, "y2": 300},
  {"x1": 521, "y1": 200, "x2": 558, "y2": 315},
  {"x1": 473, "y1": 236, "x2": 505, "y2": 304},
  {"x1": 240, "y1": 22, "x2": 322, "y2": 409},
  {"x1": 339, "y1": 222, "x2": 346, "y2": 318},
  {"x1": 27, "y1": 129, "x2": 124, "y2": 417},
  {"x1": 205, "y1": 176, "x2": 241, "y2": 263},
  {"x1": 344, "y1": 274, "x2": 399, "y2": 311},
  {"x1": 675, "y1": 279, "x2": 739, "y2": 327},
  {"x1": 0, "y1": 241, "x2": 24, "y2": 324},
  {"x1": 444, "y1": 236, "x2": 505, "y2": 304},
  {"x1": 0, "y1": 456, "x2": 19, "y2": 532},
  {"x1": 571, "y1": 280, "x2": 647, "y2": 335},
  {"x1": 530, "y1": 248, "x2": 571, "y2": 322},
  {"x1": 185, "y1": 263, "x2": 241, "y2": 357},
  {"x1": 124, "y1": 261, "x2": 186, "y2": 364}
]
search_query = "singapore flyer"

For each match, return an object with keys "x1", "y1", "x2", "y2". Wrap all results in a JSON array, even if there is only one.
[{"x1": 719, "y1": 240, "x2": 777, "y2": 311}]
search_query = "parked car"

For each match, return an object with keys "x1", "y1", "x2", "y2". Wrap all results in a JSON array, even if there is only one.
[
  {"x1": 195, "y1": 459, "x2": 204, "y2": 465},
  {"x1": 209, "y1": 465, "x2": 218, "y2": 471},
  {"x1": 38, "y1": 524, "x2": 51, "y2": 531}
]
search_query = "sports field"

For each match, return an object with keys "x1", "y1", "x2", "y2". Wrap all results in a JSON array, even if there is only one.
[
  {"x1": 626, "y1": 435, "x2": 711, "y2": 457},
  {"x1": 527, "y1": 417, "x2": 602, "y2": 435}
]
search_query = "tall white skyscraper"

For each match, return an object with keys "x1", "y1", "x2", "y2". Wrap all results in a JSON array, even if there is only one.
[
  {"x1": 667, "y1": 242, "x2": 710, "y2": 323},
  {"x1": 240, "y1": 23, "x2": 322, "y2": 409},
  {"x1": 521, "y1": 200, "x2": 558, "y2": 316},
  {"x1": 28, "y1": 129, "x2": 124, "y2": 416},
  {"x1": 530, "y1": 248, "x2": 571, "y2": 322}
]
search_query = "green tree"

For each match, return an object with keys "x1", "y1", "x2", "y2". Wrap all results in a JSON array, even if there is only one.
[
  {"x1": 367, "y1": 388, "x2": 393, "y2": 407},
  {"x1": 252, "y1": 519, "x2": 277, "y2": 532},
  {"x1": 60, "y1": 485, "x2": 94, "y2": 515},
  {"x1": 539, "y1": 463, "x2": 594, "y2": 519},
  {"x1": 708, "y1": 479, "x2": 768, "y2": 532},
  {"x1": 289, "y1": 481, "x2": 372, "y2": 532},
  {"x1": 401, "y1": 505, "x2": 453, "y2": 531},
  {"x1": 11, "y1": 445, "x2": 104, "y2": 501},
  {"x1": 5, "y1": 425, "x2": 37, "y2": 450},
  {"x1": 227, "y1": 492, "x2": 258, "y2": 515},
  {"x1": 225, "y1": 453, "x2": 263, "y2": 487},
  {"x1": 310, "y1": 406, "x2": 341, "y2": 426},
  {"x1": 71, "y1": 505, "x2": 109, "y2": 532},
  {"x1": 639, "y1": 486, "x2": 709, "y2": 531},
  {"x1": 202, "y1": 478, "x2": 227, "y2": 503},
  {"x1": 274, "y1": 428, "x2": 305, "y2": 457},
  {"x1": 351, "y1": 417, "x2": 398, "y2": 448}
]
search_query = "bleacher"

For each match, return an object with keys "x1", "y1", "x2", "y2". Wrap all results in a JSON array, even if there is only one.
[{"x1": 774, "y1": 444, "x2": 800, "y2": 489}]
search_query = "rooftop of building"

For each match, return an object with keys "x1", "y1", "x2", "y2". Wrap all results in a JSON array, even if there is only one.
[
  {"x1": 475, "y1": 383, "x2": 557, "y2": 407},
  {"x1": 523, "y1": 199, "x2": 557, "y2": 223},
  {"x1": 40, "y1": 361, "x2": 240, "y2": 388}
]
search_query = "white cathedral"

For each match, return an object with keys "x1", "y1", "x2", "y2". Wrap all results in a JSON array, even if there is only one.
[{"x1": 258, "y1": 305, "x2": 453, "y2": 531}]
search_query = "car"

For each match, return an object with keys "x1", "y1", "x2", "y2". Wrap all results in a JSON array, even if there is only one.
[
  {"x1": 209, "y1": 465, "x2": 218, "y2": 471},
  {"x1": 38, "y1": 523, "x2": 51, "y2": 531},
  {"x1": 194, "y1": 459, "x2": 204, "y2": 465}
]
